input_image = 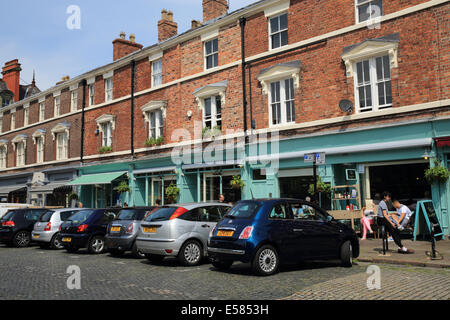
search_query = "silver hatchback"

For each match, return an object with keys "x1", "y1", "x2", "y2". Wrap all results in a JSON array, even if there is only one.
[
  {"x1": 136, "y1": 203, "x2": 231, "y2": 266},
  {"x1": 32, "y1": 208, "x2": 86, "y2": 249}
]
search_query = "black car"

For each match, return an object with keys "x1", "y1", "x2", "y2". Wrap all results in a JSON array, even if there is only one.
[
  {"x1": 208, "y1": 199, "x2": 360, "y2": 276},
  {"x1": 0, "y1": 208, "x2": 50, "y2": 248},
  {"x1": 59, "y1": 209, "x2": 117, "y2": 254},
  {"x1": 105, "y1": 207, "x2": 155, "y2": 258}
]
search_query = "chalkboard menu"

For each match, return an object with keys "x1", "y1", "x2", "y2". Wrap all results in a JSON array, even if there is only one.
[{"x1": 423, "y1": 201, "x2": 443, "y2": 235}]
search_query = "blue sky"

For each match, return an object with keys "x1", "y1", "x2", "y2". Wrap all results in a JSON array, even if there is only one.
[{"x1": 0, "y1": 0, "x2": 255, "y2": 91}]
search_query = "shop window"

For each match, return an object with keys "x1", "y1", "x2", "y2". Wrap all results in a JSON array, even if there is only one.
[
  {"x1": 356, "y1": 0, "x2": 382, "y2": 23},
  {"x1": 269, "y1": 13, "x2": 288, "y2": 50}
]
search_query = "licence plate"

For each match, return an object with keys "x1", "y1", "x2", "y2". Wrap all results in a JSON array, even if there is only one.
[
  {"x1": 62, "y1": 237, "x2": 72, "y2": 243},
  {"x1": 32, "y1": 234, "x2": 40, "y2": 239},
  {"x1": 110, "y1": 226, "x2": 121, "y2": 232},
  {"x1": 217, "y1": 230, "x2": 234, "y2": 237},
  {"x1": 143, "y1": 226, "x2": 157, "y2": 233}
]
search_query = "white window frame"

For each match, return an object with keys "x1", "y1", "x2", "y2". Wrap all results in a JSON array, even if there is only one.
[
  {"x1": 353, "y1": 54, "x2": 392, "y2": 113},
  {"x1": 56, "y1": 132, "x2": 68, "y2": 161},
  {"x1": 152, "y1": 59, "x2": 163, "y2": 87},
  {"x1": 141, "y1": 101, "x2": 167, "y2": 140},
  {"x1": 24, "y1": 106, "x2": 29, "y2": 126},
  {"x1": 16, "y1": 142, "x2": 25, "y2": 166},
  {"x1": 204, "y1": 38, "x2": 219, "y2": 70},
  {"x1": 105, "y1": 77, "x2": 113, "y2": 102},
  {"x1": 54, "y1": 96, "x2": 61, "y2": 117},
  {"x1": 268, "y1": 13, "x2": 288, "y2": 50},
  {"x1": 268, "y1": 77, "x2": 296, "y2": 127},
  {"x1": 0, "y1": 117, "x2": 3, "y2": 133},
  {"x1": 10, "y1": 111, "x2": 16, "y2": 130},
  {"x1": 36, "y1": 136, "x2": 44, "y2": 163},
  {"x1": 39, "y1": 102, "x2": 45, "y2": 122},
  {"x1": 88, "y1": 84, "x2": 95, "y2": 106},
  {"x1": 148, "y1": 110, "x2": 164, "y2": 139},
  {"x1": 0, "y1": 145, "x2": 6, "y2": 169},
  {"x1": 96, "y1": 115, "x2": 116, "y2": 148},
  {"x1": 202, "y1": 95, "x2": 222, "y2": 130},
  {"x1": 71, "y1": 90, "x2": 78, "y2": 112},
  {"x1": 355, "y1": 0, "x2": 383, "y2": 24}
]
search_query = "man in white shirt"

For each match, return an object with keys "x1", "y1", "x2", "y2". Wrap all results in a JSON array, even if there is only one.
[{"x1": 392, "y1": 200, "x2": 413, "y2": 231}]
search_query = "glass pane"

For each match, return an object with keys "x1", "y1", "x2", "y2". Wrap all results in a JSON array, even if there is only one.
[
  {"x1": 359, "y1": 87, "x2": 366, "y2": 108},
  {"x1": 271, "y1": 33, "x2": 280, "y2": 49},
  {"x1": 357, "y1": 62, "x2": 363, "y2": 85},
  {"x1": 213, "y1": 53, "x2": 218, "y2": 67},
  {"x1": 215, "y1": 96, "x2": 221, "y2": 115},
  {"x1": 358, "y1": 3, "x2": 370, "y2": 22},
  {"x1": 206, "y1": 56, "x2": 213, "y2": 69},
  {"x1": 150, "y1": 112, "x2": 156, "y2": 128},
  {"x1": 372, "y1": 0, "x2": 383, "y2": 17},
  {"x1": 378, "y1": 82, "x2": 385, "y2": 105},
  {"x1": 213, "y1": 39, "x2": 218, "y2": 52},
  {"x1": 363, "y1": 60, "x2": 370, "y2": 83},
  {"x1": 204, "y1": 98, "x2": 211, "y2": 116},
  {"x1": 383, "y1": 55, "x2": 390, "y2": 79},
  {"x1": 280, "y1": 31, "x2": 288, "y2": 46},
  {"x1": 376, "y1": 57, "x2": 383, "y2": 81},
  {"x1": 270, "y1": 16, "x2": 279, "y2": 33},
  {"x1": 365, "y1": 85, "x2": 372, "y2": 107},
  {"x1": 205, "y1": 41, "x2": 212, "y2": 55},
  {"x1": 279, "y1": 14, "x2": 287, "y2": 30},
  {"x1": 385, "y1": 81, "x2": 392, "y2": 104}
]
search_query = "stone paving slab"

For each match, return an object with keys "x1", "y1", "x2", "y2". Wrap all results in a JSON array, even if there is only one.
[{"x1": 357, "y1": 239, "x2": 450, "y2": 268}]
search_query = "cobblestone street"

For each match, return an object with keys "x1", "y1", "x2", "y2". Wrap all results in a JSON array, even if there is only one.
[{"x1": 0, "y1": 244, "x2": 449, "y2": 300}]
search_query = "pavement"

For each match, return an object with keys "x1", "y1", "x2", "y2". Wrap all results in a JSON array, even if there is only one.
[
  {"x1": 357, "y1": 238, "x2": 450, "y2": 268},
  {"x1": 0, "y1": 244, "x2": 449, "y2": 300}
]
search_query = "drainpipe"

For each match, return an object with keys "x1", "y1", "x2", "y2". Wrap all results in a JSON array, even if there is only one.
[
  {"x1": 239, "y1": 17, "x2": 247, "y2": 135},
  {"x1": 130, "y1": 60, "x2": 136, "y2": 158},
  {"x1": 80, "y1": 79, "x2": 87, "y2": 163}
]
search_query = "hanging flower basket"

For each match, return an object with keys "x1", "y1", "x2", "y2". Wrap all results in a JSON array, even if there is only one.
[
  {"x1": 425, "y1": 161, "x2": 450, "y2": 184},
  {"x1": 165, "y1": 183, "x2": 180, "y2": 203},
  {"x1": 114, "y1": 181, "x2": 131, "y2": 194},
  {"x1": 230, "y1": 175, "x2": 245, "y2": 190}
]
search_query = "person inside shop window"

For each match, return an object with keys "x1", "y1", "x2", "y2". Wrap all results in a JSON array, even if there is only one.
[{"x1": 377, "y1": 192, "x2": 414, "y2": 254}]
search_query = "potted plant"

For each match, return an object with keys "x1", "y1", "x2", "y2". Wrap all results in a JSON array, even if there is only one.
[
  {"x1": 99, "y1": 146, "x2": 113, "y2": 154},
  {"x1": 145, "y1": 136, "x2": 164, "y2": 147},
  {"x1": 230, "y1": 175, "x2": 245, "y2": 190},
  {"x1": 202, "y1": 126, "x2": 222, "y2": 139},
  {"x1": 308, "y1": 177, "x2": 332, "y2": 198},
  {"x1": 425, "y1": 160, "x2": 450, "y2": 184},
  {"x1": 165, "y1": 183, "x2": 180, "y2": 204},
  {"x1": 114, "y1": 181, "x2": 131, "y2": 194}
]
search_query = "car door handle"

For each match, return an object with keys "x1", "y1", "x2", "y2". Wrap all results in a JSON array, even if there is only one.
[
  {"x1": 201, "y1": 224, "x2": 210, "y2": 228},
  {"x1": 293, "y1": 229, "x2": 303, "y2": 232}
]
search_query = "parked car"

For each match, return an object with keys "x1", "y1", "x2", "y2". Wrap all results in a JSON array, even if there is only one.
[
  {"x1": 105, "y1": 207, "x2": 155, "y2": 258},
  {"x1": 32, "y1": 208, "x2": 87, "y2": 249},
  {"x1": 0, "y1": 208, "x2": 50, "y2": 248},
  {"x1": 208, "y1": 199, "x2": 360, "y2": 276},
  {"x1": 0, "y1": 204, "x2": 29, "y2": 220},
  {"x1": 59, "y1": 209, "x2": 117, "y2": 254},
  {"x1": 136, "y1": 203, "x2": 232, "y2": 266}
]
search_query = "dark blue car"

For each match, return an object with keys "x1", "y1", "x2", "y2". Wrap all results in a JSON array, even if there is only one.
[
  {"x1": 208, "y1": 199, "x2": 360, "y2": 276},
  {"x1": 59, "y1": 209, "x2": 117, "y2": 254}
]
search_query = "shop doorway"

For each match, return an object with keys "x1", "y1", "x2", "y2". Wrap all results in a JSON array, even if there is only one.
[
  {"x1": 201, "y1": 171, "x2": 242, "y2": 204},
  {"x1": 279, "y1": 176, "x2": 314, "y2": 200},
  {"x1": 368, "y1": 162, "x2": 431, "y2": 207}
]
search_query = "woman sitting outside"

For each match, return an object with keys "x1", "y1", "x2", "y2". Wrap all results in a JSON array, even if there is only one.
[{"x1": 360, "y1": 200, "x2": 376, "y2": 240}]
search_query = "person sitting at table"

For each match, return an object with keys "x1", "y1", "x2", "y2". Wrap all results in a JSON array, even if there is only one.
[
  {"x1": 360, "y1": 201, "x2": 375, "y2": 240},
  {"x1": 392, "y1": 199, "x2": 413, "y2": 231}
]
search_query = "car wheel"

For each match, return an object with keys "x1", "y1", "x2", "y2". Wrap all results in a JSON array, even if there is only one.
[
  {"x1": 50, "y1": 233, "x2": 64, "y2": 250},
  {"x1": 88, "y1": 236, "x2": 105, "y2": 254},
  {"x1": 211, "y1": 259, "x2": 233, "y2": 270},
  {"x1": 145, "y1": 254, "x2": 165, "y2": 263},
  {"x1": 252, "y1": 245, "x2": 279, "y2": 276},
  {"x1": 66, "y1": 247, "x2": 79, "y2": 253},
  {"x1": 13, "y1": 231, "x2": 31, "y2": 248},
  {"x1": 131, "y1": 242, "x2": 146, "y2": 259},
  {"x1": 340, "y1": 240, "x2": 353, "y2": 268},
  {"x1": 108, "y1": 249, "x2": 124, "y2": 257},
  {"x1": 178, "y1": 240, "x2": 203, "y2": 266}
]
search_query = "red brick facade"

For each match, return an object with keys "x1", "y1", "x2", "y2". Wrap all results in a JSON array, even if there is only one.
[{"x1": 0, "y1": 0, "x2": 448, "y2": 175}]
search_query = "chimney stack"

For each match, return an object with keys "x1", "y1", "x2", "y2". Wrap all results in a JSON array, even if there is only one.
[
  {"x1": 202, "y1": 0, "x2": 228, "y2": 22},
  {"x1": 1, "y1": 59, "x2": 21, "y2": 102},
  {"x1": 158, "y1": 9, "x2": 178, "y2": 42},
  {"x1": 191, "y1": 20, "x2": 202, "y2": 29},
  {"x1": 112, "y1": 32, "x2": 144, "y2": 61},
  {"x1": 56, "y1": 75, "x2": 70, "y2": 85}
]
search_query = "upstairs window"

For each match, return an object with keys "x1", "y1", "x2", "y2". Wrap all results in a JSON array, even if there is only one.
[
  {"x1": 2, "y1": 98, "x2": 11, "y2": 107},
  {"x1": 89, "y1": 84, "x2": 95, "y2": 106},
  {"x1": 24, "y1": 108, "x2": 29, "y2": 126},
  {"x1": 148, "y1": 110, "x2": 163, "y2": 139},
  {"x1": 0, "y1": 146, "x2": 6, "y2": 169},
  {"x1": 105, "y1": 78, "x2": 113, "y2": 102},
  {"x1": 71, "y1": 90, "x2": 78, "y2": 112},
  {"x1": 356, "y1": 0, "x2": 382, "y2": 23},
  {"x1": 0, "y1": 118, "x2": 3, "y2": 133},
  {"x1": 11, "y1": 112, "x2": 16, "y2": 130},
  {"x1": 204, "y1": 38, "x2": 218, "y2": 69},
  {"x1": 355, "y1": 55, "x2": 392, "y2": 112},
  {"x1": 39, "y1": 102, "x2": 45, "y2": 122},
  {"x1": 203, "y1": 95, "x2": 222, "y2": 130},
  {"x1": 101, "y1": 122, "x2": 113, "y2": 147},
  {"x1": 56, "y1": 132, "x2": 68, "y2": 160},
  {"x1": 269, "y1": 78, "x2": 295, "y2": 126},
  {"x1": 152, "y1": 59, "x2": 163, "y2": 87},
  {"x1": 16, "y1": 141, "x2": 25, "y2": 166},
  {"x1": 54, "y1": 96, "x2": 61, "y2": 117},
  {"x1": 269, "y1": 13, "x2": 288, "y2": 50},
  {"x1": 36, "y1": 136, "x2": 44, "y2": 163}
]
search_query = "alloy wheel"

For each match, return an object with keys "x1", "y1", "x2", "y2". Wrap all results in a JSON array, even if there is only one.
[
  {"x1": 184, "y1": 243, "x2": 201, "y2": 264},
  {"x1": 16, "y1": 232, "x2": 30, "y2": 247},
  {"x1": 91, "y1": 238, "x2": 104, "y2": 253},
  {"x1": 258, "y1": 249, "x2": 277, "y2": 273}
]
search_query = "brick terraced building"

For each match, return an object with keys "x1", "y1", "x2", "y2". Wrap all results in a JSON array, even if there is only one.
[{"x1": 0, "y1": 0, "x2": 449, "y2": 234}]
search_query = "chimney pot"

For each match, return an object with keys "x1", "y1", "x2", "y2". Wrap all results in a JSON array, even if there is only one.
[
  {"x1": 191, "y1": 20, "x2": 202, "y2": 29},
  {"x1": 158, "y1": 9, "x2": 178, "y2": 42},
  {"x1": 129, "y1": 34, "x2": 136, "y2": 43},
  {"x1": 120, "y1": 31, "x2": 126, "y2": 39}
]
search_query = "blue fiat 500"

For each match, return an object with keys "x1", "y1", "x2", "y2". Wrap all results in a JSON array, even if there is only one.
[{"x1": 208, "y1": 199, "x2": 359, "y2": 276}]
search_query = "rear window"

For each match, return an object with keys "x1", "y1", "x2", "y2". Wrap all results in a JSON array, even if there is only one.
[
  {"x1": 116, "y1": 209, "x2": 144, "y2": 221},
  {"x1": 226, "y1": 202, "x2": 262, "y2": 219},
  {"x1": 144, "y1": 207, "x2": 177, "y2": 222},
  {"x1": 67, "y1": 210, "x2": 95, "y2": 224},
  {"x1": 1, "y1": 210, "x2": 19, "y2": 221},
  {"x1": 39, "y1": 211, "x2": 55, "y2": 222}
]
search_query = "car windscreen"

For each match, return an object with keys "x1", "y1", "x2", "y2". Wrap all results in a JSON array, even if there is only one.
[
  {"x1": 39, "y1": 211, "x2": 55, "y2": 222},
  {"x1": 144, "y1": 207, "x2": 177, "y2": 222},
  {"x1": 225, "y1": 202, "x2": 262, "y2": 219},
  {"x1": 116, "y1": 209, "x2": 142, "y2": 221},
  {"x1": 67, "y1": 210, "x2": 95, "y2": 224}
]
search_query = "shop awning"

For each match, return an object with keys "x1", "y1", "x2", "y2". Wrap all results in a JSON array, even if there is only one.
[
  {"x1": 67, "y1": 172, "x2": 127, "y2": 186},
  {"x1": 133, "y1": 166, "x2": 176, "y2": 175},
  {"x1": 435, "y1": 137, "x2": 450, "y2": 148},
  {"x1": 30, "y1": 182, "x2": 72, "y2": 194},
  {"x1": 0, "y1": 186, "x2": 26, "y2": 197}
]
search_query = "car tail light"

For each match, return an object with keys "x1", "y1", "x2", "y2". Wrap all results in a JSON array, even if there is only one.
[
  {"x1": 2, "y1": 221, "x2": 15, "y2": 227},
  {"x1": 239, "y1": 226, "x2": 254, "y2": 239},
  {"x1": 169, "y1": 207, "x2": 188, "y2": 220},
  {"x1": 77, "y1": 224, "x2": 88, "y2": 233},
  {"x1": 126, "y1": 223, "x2": 134, "y2": 234},
  {"x1": 44, "y1": 222, "x2": 51, "y2": 231},
  {"x1": 165, "y1": 249, "x2": 173, "y2": 254},
  {"x1": 59, "y1": 225, "x2": 62, "y2": 231}
]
